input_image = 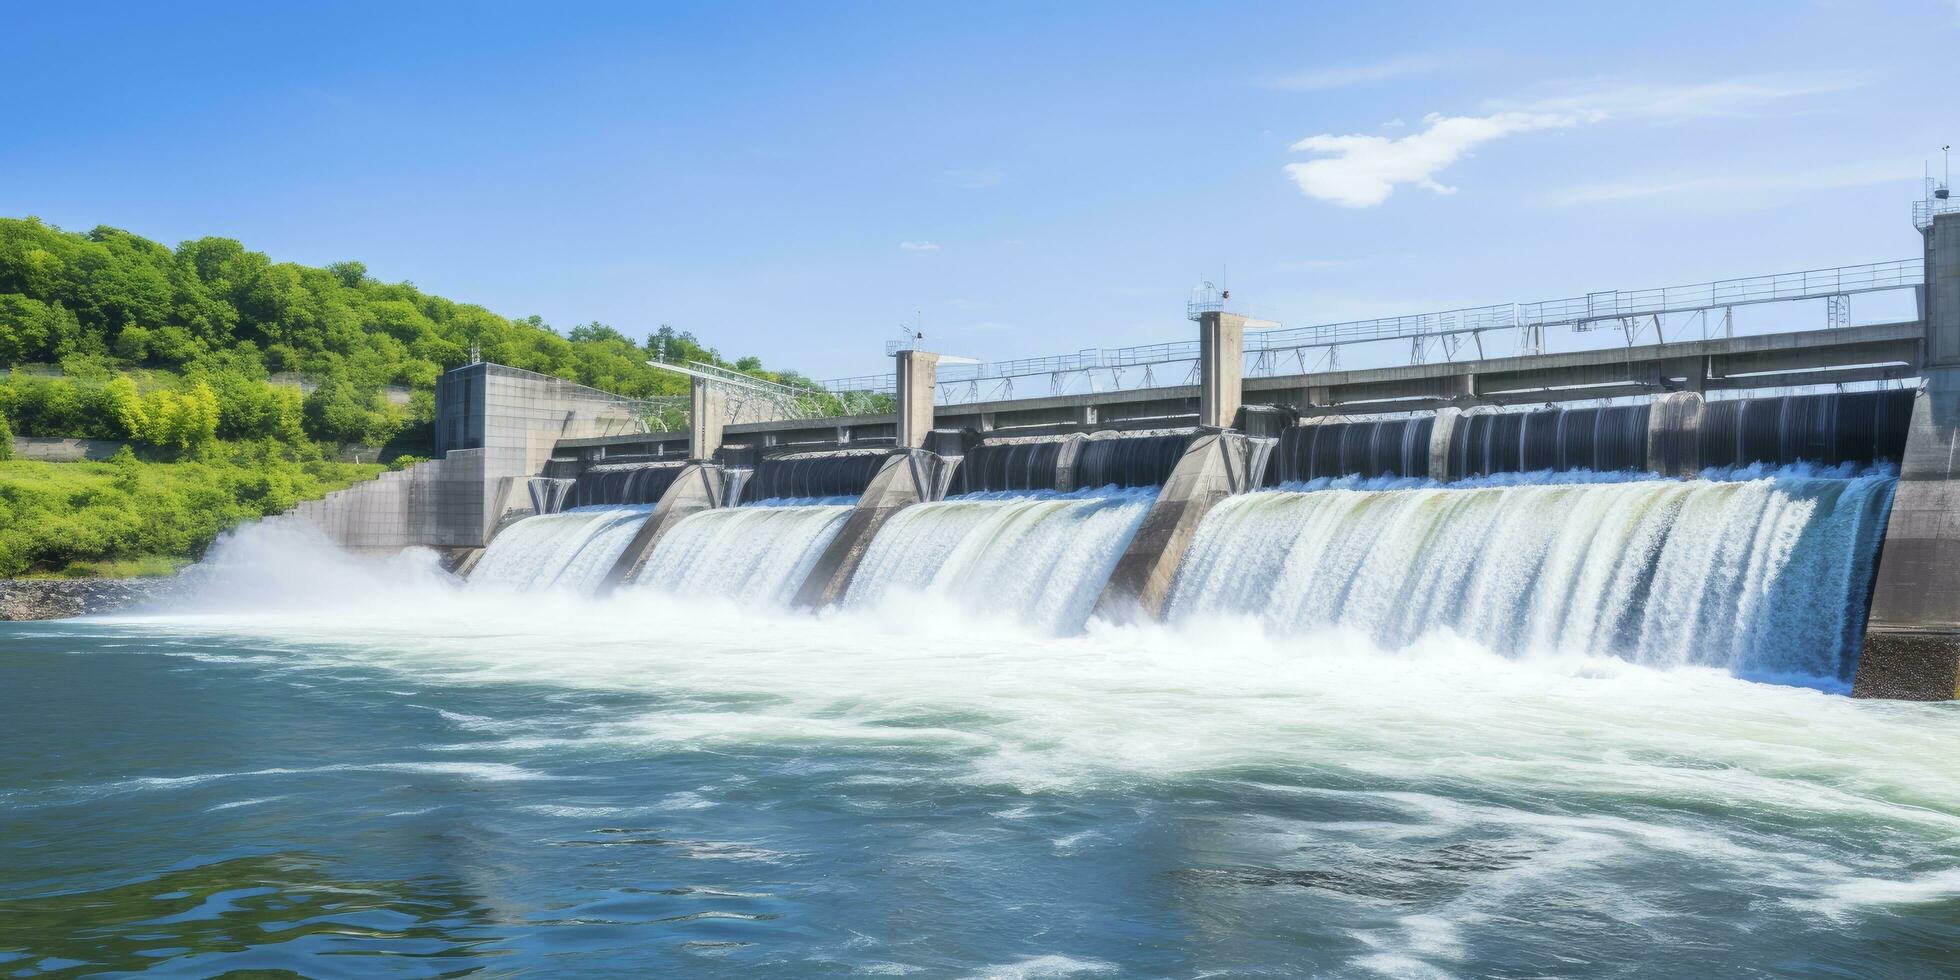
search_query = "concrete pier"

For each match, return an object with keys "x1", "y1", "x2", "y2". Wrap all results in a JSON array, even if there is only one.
[
  {"x1": 1855, "y1": 373, "x2": 1960, "y2": 698},
  {"x1": 1094, "y1": 432, "x2": 1261, "y2": 620},
  {"x1": 597, "y1": 463, "x2": 725, "y2": 593},
  {"x1": 793, "y1": 449, "x2": 950, "y2": 608},
  {"x1": 1646, "y1": 392, "x2": 1705, "y2": 478},
  {"x1": 1197, "y1": 312, "x2": 1246, "y2": 429},
  {"x1": 895, "y1": 350, "x2": 940, "y2": 449},
  {"x1": 691, "y1": 378, "x2": 726, "y2": 459}
]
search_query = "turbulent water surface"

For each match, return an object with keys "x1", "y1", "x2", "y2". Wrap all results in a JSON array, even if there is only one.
[{"x1": 4, "y1": 478, "x2": 1959, "y2": 977}]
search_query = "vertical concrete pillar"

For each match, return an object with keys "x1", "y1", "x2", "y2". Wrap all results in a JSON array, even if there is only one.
[
  {"x1": 895, "y1": 350, "x2": 940, "y2": 448},
  {"x1": 1094, "y1": 432, "x2": 1258, "y2": 620},
  {"x1": 595, "y1": 462, "x2": 724, "y2": 594},
  {"x1": 1856, "y1": 213, "x2": 1960, "y2": 699},
  {"x1": 1928, "y1": 213, "x2": 1960, "y2": 367},
  {"x1": 690, "y1": 378, "x2": 725, "y2": 461},
  {"x1": 1198, "y1": 312, "x2": 1246, "y2": 429},
  {"x1": 794, "y1": 449, "x2": 950, "y2": 608},
  {"x1": 1645, "y1": 392, "x2": 1705, "y2": 478},
  {"x1": 1427, "y1": 407, "x2": 1463, "y2": 483}
]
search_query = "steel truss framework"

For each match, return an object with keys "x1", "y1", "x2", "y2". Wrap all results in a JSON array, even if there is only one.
[{"x1": 827, "y1": 258, "x2": 1923, "y2": 410}]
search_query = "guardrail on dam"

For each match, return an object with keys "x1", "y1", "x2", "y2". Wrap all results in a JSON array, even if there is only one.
[{"x1": 297, "y1": 210, "x2": 1960, "y2": 700}]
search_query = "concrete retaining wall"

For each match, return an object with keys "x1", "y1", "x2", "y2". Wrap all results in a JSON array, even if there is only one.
[
  {"x1": 9, "y1": 437, "x2": 127, "y2": 461},
  {"x1": 296, "y1": 363, "x2": 652, "y2": 550}
]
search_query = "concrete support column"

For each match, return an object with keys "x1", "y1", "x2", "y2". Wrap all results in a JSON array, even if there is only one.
[
  {"x1": 690, "y1": 378, "x2": 725, "y2": 460},
  {"x1": 895, "y1": 350, "x2": 940, "y2": 448},
  {"x1": 794, "y1": 449, "x2": 950, "y2": 608},
  {"x1": 597, "y1": 463, "x2": 724, "y2": 594},
  {"x1": 1198, "y1": 312, "x2": 1246, "y2": 429},
  {"x1": 1856, "y1": 215, "x2": 1960, "y2": 699},
  {"x1": 1052, "y1": 433, "x2": 1089, "y2": 493},
  {"x1": 1928, "y1": 213, "x2": 1960, "y2": 367},
  {"x1": 1427, "y1": 407, "x2": 1463, "y2": 483},
  {"x1": 1095, "y1": 433, "x2": 1259, "y2": 620},
  {"x1": 1646, "y1": 392, "x2": 1705, "y2": 478}
]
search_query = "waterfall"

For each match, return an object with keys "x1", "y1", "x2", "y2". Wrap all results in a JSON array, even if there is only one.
[
  {"x1": 468, "y1": 506, "x2": 653, "y2": 593},
  {"x1": 1166, "y1": 467, "x2": 1897, "y2": 685},
  {"x1": 844, "y1": 488, "x2": 1155, "y2": 633},
  {"x1": 528, "y1": 476, "x2": 574, "y2": 515},
  {"x1": 632, "y1": 499, "x2": 855, "y2": 605}
]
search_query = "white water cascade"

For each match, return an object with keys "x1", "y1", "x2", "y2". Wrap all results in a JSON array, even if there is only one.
[
  {"x1": 632, "y1": 500, "x2": 854, "y2": 605},
  {"x1": 468, "y1": 506, "x2": 653, "y2": 593},
  {"x1": 1166, "y1": 467, "x2": 1897, "y2": 684},
  {"x1": 844, "y1": 488, "x2": 1155, "y2": 633}
]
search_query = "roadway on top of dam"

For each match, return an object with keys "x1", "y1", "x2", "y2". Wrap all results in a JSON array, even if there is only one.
[{"x1": 565, "y1": 318, "x2": 1923, "y2": 450}]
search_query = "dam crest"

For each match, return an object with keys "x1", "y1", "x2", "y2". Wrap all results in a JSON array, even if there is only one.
[{"x1": 289, "y1": 210, "x2": 1960, "y2": 700}]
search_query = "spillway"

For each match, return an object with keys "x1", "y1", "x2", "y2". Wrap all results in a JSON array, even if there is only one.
[
  {"x1": 468, "y1": 505, "x2": 653, "y2": 593},
  {"x1": 1167, "y1": 468, "x2": 1897, "y2": 685},
  {"x1": 632, "y1": 499, "x2": 855, "y2": 605},
  {"x1": 844, "y1": 488, "x2": 1156, "y2": 632}
]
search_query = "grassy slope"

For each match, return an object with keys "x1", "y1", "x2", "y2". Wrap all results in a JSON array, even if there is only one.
[{"x1": 0, "y1": 453, "x2": 383, "y2": 578}]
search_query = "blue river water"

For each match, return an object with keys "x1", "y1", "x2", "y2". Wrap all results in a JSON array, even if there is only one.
[{"x1": 3, "y1": 504, "x2": 1960, "y2": 977}]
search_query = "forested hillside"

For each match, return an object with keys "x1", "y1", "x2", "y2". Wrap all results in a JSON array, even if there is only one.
[
  {"x1": 0, "y1": 216, "x2": 801, "y2": 576},
  {"x1": 0, "y1": 216, "x2": 804, "y2": 450}
]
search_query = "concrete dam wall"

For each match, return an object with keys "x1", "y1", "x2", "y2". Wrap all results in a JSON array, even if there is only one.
[{"x1": 453, "y1": 402, "x2": 1934, "y2": 698}]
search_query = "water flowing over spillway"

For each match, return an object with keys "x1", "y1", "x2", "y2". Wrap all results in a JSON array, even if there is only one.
[
  {"x1": 845, "y1": 488, "x2": 1154, "y2": 632},
  {"x1": 467, "y1": 505, "x2": 651, "y2": 593},
  {"x1": 631, "y1": 499, "x2": 853, "y2": 604},
  {"x1": 16, "y1": 470, "x2": 1960, "y2": 977},
  {"x1": 1168, "y1": 468, "x2": 1897, "y2": 684}
]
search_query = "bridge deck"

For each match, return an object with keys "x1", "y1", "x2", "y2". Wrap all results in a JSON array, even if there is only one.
[{"x1": 600, "y1": 320, "x2": 1922, "y2": 452}]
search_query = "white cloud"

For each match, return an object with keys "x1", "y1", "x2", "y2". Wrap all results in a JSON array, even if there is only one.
[
  {"x1": 1284, "y1": 71, "x2": 1875, "y2": 208},
  {"x1": 1286, "y1": 111, "x2": 1583, "y2": 207},
  {"x1": 898, "y1": 241, "x2": 940, "y2": 252},
  {"x1": 1265, "y1": 54, "x2": 1458, "y2": 92},
  {"x1": 1495, "y1": 70, "x2": 1872, "y2": 121},
  {"x1": 1549, "y1": 165, "x2": 1911, "y2": 206},
  {"x1": 945, "y1": 168, "x2": 1003, "y2": 189}
]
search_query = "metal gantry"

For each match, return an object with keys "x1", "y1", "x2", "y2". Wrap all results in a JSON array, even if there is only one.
[{"x1": 843, "y1": 257, "x2": 1925, "y2": 410}]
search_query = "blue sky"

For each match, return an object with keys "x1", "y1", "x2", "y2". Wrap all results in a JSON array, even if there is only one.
[{"x1": 5, "y1": 1, "x2": 1956, "y2": 378}]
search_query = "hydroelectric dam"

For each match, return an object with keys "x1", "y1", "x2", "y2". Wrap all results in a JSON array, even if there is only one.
[{"x1": 290, "y1": 208, "x2": 1960, "y2": 701}]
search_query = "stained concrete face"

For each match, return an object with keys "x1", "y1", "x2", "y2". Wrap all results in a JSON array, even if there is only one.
[{"x1": 1094, "y1": 432, "x2": 1259, "y2": 621}]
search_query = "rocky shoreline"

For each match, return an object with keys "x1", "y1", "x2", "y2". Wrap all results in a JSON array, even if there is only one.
[{"x1": 0, "y1": 577, "x2": 184, "y2": 621}]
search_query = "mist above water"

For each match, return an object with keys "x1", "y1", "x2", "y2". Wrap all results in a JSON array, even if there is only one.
[{"x1": 48, "y1": 466, "x2": 1959, "y2": 976}]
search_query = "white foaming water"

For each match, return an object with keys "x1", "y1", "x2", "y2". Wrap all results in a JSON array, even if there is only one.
[
  {"x1": 468, "y1": 506, "x2": 653, "y2": 593},
  {"x1": 1168, "y1": 466, "x2": 1897, "y2": 685},
  {"x1": 631, "y1": 499, "x2": 853, "y2": 605},
  {"x1": 102, "y1": 514, "x2": 1960, "y2": 963},
  {"x1": 844, "y1": 487, "x2": 1154, "y2": 633}
]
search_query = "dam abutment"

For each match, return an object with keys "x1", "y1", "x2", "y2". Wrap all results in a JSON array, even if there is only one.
[{"x1": 1856, "y1": 373, "x2": 1960, "y2": 698}]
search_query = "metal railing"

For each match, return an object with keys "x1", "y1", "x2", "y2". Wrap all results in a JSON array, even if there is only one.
[
  {"x1": 1915, "y1": 196, "x2": 1959, "y2": 230},
  {"x1": 1519, "y1": 259, "x2": 1921, "y2": 328},
  {"x1": 853, "y1": 257, "x2": 1925, "y2": 408}
]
